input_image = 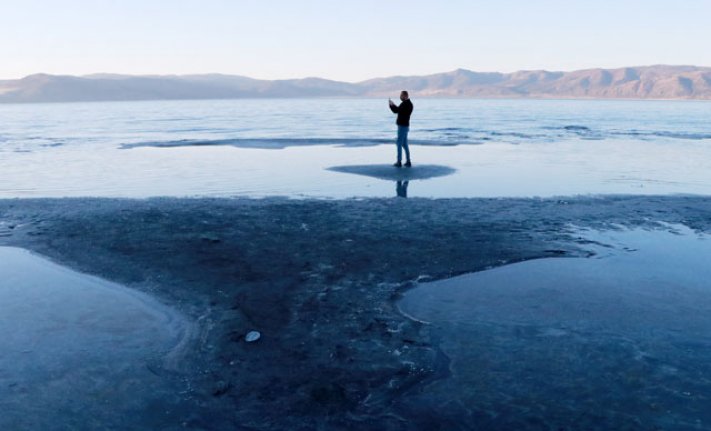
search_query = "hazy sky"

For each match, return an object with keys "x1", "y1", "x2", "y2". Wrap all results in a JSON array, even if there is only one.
[{"x1": 1, "y1": 0, "x2": 710, "y2": 81}]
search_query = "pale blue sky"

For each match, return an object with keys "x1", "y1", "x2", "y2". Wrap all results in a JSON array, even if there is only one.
[{"x1": 1, "y1": 0, "x2": 709, "y2": 81}]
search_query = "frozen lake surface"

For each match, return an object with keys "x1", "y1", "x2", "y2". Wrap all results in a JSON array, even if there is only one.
[
  {"x1": 398, "y1": 225, "x2": 711, "y2": 429},
  {"x1": 0, "y1": 247, "x2": 194, "y2": 430},
  {"x1": 1, "y1": 98, "x2": 711, "y2": 198},
  {"x1": 3, "y1": 98, "x2": 711, "y2": 429}
]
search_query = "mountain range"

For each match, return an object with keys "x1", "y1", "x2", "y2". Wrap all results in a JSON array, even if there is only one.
[{"x1": 1, "y1": 65, "x2": 710, "y2": 103}]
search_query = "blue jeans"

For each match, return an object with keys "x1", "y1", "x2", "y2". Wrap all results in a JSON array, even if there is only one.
[{"x1": 396, "y1": 126, "x2": 410, "y2": 163}]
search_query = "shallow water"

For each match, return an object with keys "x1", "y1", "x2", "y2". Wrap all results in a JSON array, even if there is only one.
[
  {"x1": 0, "y1": 247, "x2": 194, "y2": 430},
  {"x1": 1, "y1": 99, "x2": 711, "y2": 198},
  {"x1": 398, "y1": 225, "x2": 711, "y2": 429}
]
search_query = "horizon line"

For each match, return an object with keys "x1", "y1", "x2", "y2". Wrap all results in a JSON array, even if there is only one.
[{"x1": 3, "y1": 64, "x2": 710, "y2": 83}]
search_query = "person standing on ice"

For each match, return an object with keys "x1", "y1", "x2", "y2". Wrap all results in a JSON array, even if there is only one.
[{"x1": 388, "y1": 90, "x2": 414, "y2": 167}]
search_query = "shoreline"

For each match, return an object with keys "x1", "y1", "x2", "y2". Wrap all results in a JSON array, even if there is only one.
[{"x1": 2, "y1": 195, "x2": 711, "y2": 429}]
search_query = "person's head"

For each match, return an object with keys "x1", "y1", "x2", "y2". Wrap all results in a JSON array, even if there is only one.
[{"x1": 400, "y1": 90, "x2": 409, "y2": 101}]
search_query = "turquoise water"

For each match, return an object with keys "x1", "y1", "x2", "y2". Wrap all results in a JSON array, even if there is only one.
[{"x1": 1, "y1": 98, "x2": 710, "y2": 197}]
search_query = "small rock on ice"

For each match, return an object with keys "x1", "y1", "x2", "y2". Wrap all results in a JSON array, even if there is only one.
[{"x1": 245, "y1": 331, "x2": 261, "y2": 342}]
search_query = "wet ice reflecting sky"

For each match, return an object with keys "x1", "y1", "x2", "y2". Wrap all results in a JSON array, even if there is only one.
[
  {"x1": 397, "y1": 225, "x2": 711, "y2": 428},
  {"x1": 2, "y1": 139, "x2": 711, "y2": 198},
  {"x1": 0, "y1": 247, "x2": 191, "y2": 429},
  {"x1": 1, "y1": 98, "x2": 711, "y2": 198}
]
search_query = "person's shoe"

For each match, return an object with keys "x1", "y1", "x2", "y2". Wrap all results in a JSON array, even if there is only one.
[
  {"x1": 393, "y1": 161, "x2": 402, "y2": 168},
  {"x1": 404, "y1": 161, "x2": 412, "y2": 167}
]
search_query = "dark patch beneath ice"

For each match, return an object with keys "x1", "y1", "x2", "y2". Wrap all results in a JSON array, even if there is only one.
[
  {"x1": 327, "y1": 164, "x2": 456, "y2": 181},
  {"x1": 564, "y1": 125, "x2": 591, "y2": 132},
  {"x1": 613, "y1": 130, "x2": 711, "y2": 140}
]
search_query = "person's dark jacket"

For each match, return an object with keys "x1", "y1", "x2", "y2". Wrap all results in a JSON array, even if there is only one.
[{"x1": 390, "y1": 99, "x2": 414, "y2": 127}]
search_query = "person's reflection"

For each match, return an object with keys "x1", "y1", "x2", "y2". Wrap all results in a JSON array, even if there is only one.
[{"x1": 396, "y1": 180, "x2": 409, "y2": 198}]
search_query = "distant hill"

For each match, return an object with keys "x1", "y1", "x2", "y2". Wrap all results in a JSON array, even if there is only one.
[
  {"x1": 1, "y1": 66, "x2": 711, "y2": 103},
  {"x1": 359, "y1": 66, "x2": 711, "y2": 99}
]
